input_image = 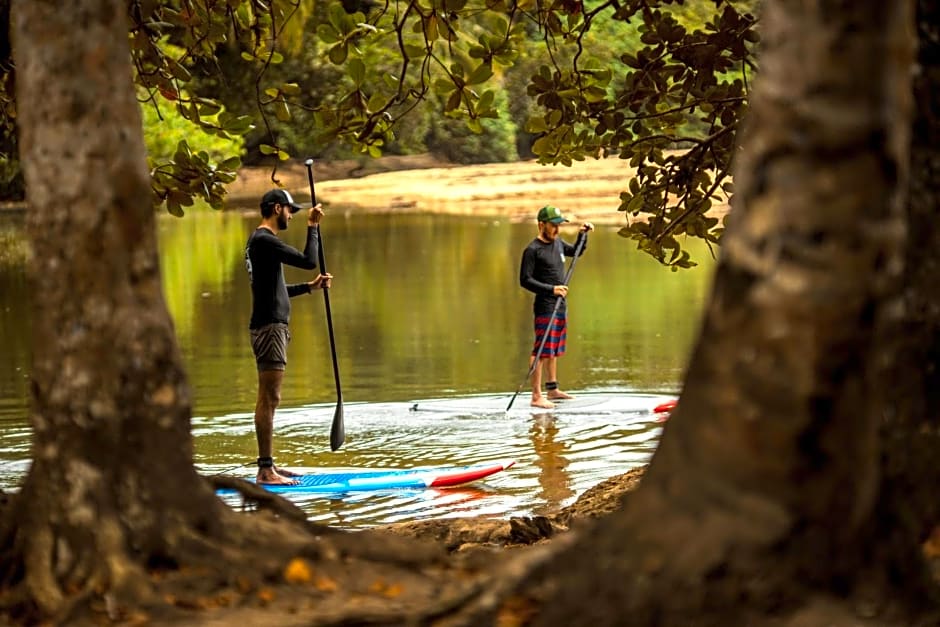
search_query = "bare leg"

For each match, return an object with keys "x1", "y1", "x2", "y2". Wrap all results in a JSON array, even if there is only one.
[
  {"x1": 254, "y1": 369, "x2": 297, "y2": 485},
  {"x1": 545, "y1": 356, "x2": 573, "y2": 400},
  {"x1": 531, "y1": 356, "x2": 555, "y2": 409}
]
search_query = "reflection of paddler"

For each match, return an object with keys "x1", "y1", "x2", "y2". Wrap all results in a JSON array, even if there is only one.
[{"x1": 529, "y1": 413, "x2": 574, "y2": 515}]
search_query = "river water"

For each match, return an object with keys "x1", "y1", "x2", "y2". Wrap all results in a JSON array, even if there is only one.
[{"x1": 0, "y1": 207, "x2": 714, "y2": 528}]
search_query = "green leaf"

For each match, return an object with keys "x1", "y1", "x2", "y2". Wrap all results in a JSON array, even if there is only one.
[
  {"x1": 477, "y1": 90, "x2": 495, "y2": 111},
  {"x1": 625, "y1": 193, "x2": 644, "y2": 214},
  {"x1": 165, "y1": 58, "x2": 191, "y2": 82},
  {"x1": 166, "y1": 198, "x2": 184, "y2": 217},
  {"x1": 367, "y1": 92, "x2": 388, "y2": 111},
  {"x1": 329, "y1": 43, "x2": 348, "y2": 65},
  {"x1": 348, "y1": 58, "x2": 366, "y2": 85},
  {"x1": 317, "y1": 24, "x2": 340, "y2": 44},
  {"x1": 527, "y1": 116, "x2": 548, "y2": 133},
  {"x1": 583, "y1": 86, "x2": 607, "y2": 103},
  {"x1": 467, "y1": 63, "x2": 493, "y2": 85},
  {"x1": 280, "y1": 83, "x2": 301, "y2": 96},
  {"x1": 531, "y1": 136, "x2": 553, "y2": 155},
  {"x1": 433, "y1": 78, "x2": 454, "y2": 94},
  {"x1": 220, "y1": 156, "x2": 242, "y2": 170},
  {"x1": 404, "y1": 44, "x2": 426, "y2": 58},
  {"x1": 446, "y1": 89, "x2": 462, "y2": 112},
  {"x1": 274, "y1": 100, "x2": 290, "y2": 122},
  {"x1": 328, "y1": 3, "x2": 347, "y2": 30}
]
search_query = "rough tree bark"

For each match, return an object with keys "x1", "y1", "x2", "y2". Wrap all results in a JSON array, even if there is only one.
[
  {"x1": 0, "y1": 1, "x2": 328, "y2": 622},
  {"x1": 1, "y1": 0, "x2": 230, "y2": 618},
  {"x1": 874, "y1": 0, "x2": 940, "y2": 604},
  {"x1": 471, "y1": 2, "x2": 931, "y2": 625}
]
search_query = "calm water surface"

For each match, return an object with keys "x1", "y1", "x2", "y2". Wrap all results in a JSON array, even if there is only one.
[{"x1": 0, "y1": 207, "x2": 714, "y2": 527}]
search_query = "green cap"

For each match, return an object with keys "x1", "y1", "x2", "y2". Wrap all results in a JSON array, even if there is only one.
[{"x1": 537, "y1": 205, "x2": 569, "y2": 224}]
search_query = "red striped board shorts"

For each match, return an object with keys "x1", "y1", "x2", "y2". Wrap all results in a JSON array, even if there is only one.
[{"x1": 532, "y1": 312, "x2": 567, "y2": 358}]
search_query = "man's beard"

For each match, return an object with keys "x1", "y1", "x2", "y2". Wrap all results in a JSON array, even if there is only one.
[{"x1": 277, "y1": 213, "x2": 289, "y2": 230}]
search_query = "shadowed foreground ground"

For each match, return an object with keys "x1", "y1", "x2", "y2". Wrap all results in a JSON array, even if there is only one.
[{"x1": 187, "y1": 466, "x2": 651, "y2": 626}]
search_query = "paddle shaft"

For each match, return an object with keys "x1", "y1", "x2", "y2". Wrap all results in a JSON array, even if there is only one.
[
  {"x1": 506, "y1": 231, "x2": 587, "y2": 412},
  {"x1": 305, "y1": 159, "x2": 345, "y2": 451}
]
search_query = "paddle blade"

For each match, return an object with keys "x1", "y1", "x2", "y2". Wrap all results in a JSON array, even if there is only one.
[
  {"x1": 330, "y1": 404, "x2": 345, "y2": 451},
  {"x1": 506, "y1": 390, "x2": 520, "y2": 412}
]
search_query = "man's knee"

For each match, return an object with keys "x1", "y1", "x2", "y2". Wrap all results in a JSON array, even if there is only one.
[
  {"x1": 258, "y1": 372, "x2": 283, "y2": 407},
  {"x1": 262, "y1": 388, "x2": 281, "y2": 408}
]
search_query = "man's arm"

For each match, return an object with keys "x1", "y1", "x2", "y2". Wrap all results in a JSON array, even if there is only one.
[
  {"x1": 278, "y1": 226, "x2": 319, "y2": 271},
  {"x1": 283, "y1": 227, "x2": 320, "y2": 297},
  {"x1": 284, "y1": 205, "x2": 326, "y2": 296},
  {"x1": 562, "y1": 225, "x2": 592, "y2": 257}
]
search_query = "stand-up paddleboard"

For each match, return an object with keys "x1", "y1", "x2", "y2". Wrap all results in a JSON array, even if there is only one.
[
  {"x1": 219, "y1": 460, "x2": 515, "y2": 495},
  {"x1": 408, "y1": 392, "x2": 677, "y2": 416},
  {"x1": 653, "y1": 399, "x2": 677, "y2": 414}
]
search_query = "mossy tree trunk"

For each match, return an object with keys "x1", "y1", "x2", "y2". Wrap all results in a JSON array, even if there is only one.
[{"x1": 1, "y1": 0, "x2": 238, "y2": 620}]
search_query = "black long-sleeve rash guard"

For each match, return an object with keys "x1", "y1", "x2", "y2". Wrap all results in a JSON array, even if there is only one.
[
  {"x1": 245, "y1": 226, "x2": 319, "y2": 329},
  {"x1": 519, "y1": 234, "x2": 586, "y2": 316}
]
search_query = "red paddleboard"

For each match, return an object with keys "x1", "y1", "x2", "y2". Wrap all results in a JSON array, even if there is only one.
[
  {"x1": 652, "y1": 399, "x2": 677, "y2": 414},
  {"x1": 428, "y1": 460, "x2": 516, "y2": 487}
]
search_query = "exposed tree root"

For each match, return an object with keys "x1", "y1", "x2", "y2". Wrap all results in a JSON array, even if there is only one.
[{"x1": 206, "y1": 475, "x2": 311, "y2": 526}]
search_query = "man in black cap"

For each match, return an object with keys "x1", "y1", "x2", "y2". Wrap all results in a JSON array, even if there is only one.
[
  {"x1": 245, "y1": 188, "x2": 332, "y2": 484},
  {"x1": 519, "y1": 205, "x2": 593, "y2": 409}
]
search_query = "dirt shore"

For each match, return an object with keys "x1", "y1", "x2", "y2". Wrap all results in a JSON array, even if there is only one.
[{"x1": 228, "y1": 154, "x2": 651, "y2": 226}]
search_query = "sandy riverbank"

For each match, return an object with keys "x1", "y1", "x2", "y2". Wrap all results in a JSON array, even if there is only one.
[{"x1": 227, "y1": 154, "x2": 697, "y2": 226}]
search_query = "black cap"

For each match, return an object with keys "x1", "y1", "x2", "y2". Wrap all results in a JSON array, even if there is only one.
[{"x1": 261, "y1": 189, "x2": 303, "y2": 213}]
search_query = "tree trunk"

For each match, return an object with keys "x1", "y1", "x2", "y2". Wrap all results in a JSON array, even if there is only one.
[
  {"x1": 874, "y1": 0, "x2": 940, "y2": 603},
  {"x1": 493, "y1": 2, "x2": 923, "y2": 624},
  {"x1": 2, "y1": 0, "x2": 232, "y2": 618}
]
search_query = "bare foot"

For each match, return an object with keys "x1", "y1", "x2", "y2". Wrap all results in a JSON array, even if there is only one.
[
  {"x1": 531, "y1": 397, "x2": 556, "y2": 409},
  {"x1": 256, "y1": 468, "x2": 299, "y2": 485},
  {"x1": 273, "y1": 465, "x2": 301, "y2": 478},
  {"x1": 547, "y1": 390, "x2": 573, "y2": 400}
]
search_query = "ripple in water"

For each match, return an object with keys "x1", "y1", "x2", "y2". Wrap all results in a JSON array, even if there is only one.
[{"x1": 207, "y1": 390, "x2": 672, "y2": 528}]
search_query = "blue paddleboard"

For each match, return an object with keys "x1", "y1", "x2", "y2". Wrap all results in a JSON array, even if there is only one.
[{"x1": 218, "y1": 460, "x2": 515, "y2": 494}]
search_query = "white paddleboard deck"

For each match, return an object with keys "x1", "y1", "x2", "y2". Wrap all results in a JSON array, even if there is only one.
[{"x1": 407, "y1": 391, "x2": 676, "y2": 416}]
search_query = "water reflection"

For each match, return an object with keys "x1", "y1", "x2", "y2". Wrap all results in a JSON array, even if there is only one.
[
  {"x1": 0, "y1": 207, "x2": 711, "y2": 527},
  {"x1": 529, "y1": 413, "x2": 574, "y2": 514}
]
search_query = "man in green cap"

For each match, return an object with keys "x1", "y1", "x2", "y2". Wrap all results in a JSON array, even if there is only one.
[{"x1": 519, "y1": 205, "x2": 593, "y2": 409}]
